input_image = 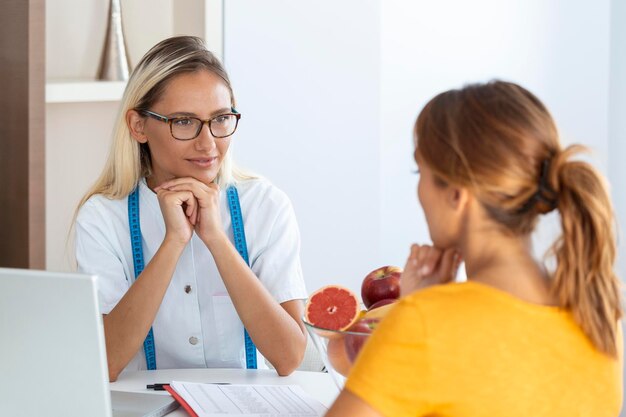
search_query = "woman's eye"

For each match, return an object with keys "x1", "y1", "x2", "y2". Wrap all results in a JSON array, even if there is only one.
[
  {"x1": 213, "y1": 115, "x2": 229, "y2": 124},
  {"x1": 174, "y1": 118, "x2": 193, "y2": 127}
]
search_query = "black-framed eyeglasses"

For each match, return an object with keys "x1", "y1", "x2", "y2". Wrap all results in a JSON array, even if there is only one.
[{"x1": 139, "y1": 109, "x2": 241, "y2": 140}]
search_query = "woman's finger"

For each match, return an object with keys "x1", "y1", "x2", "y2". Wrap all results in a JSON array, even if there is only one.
[
  {"x1": 415, "y1": 245, "x2": 430, "y2": 276},
  {"x1": 154, "y1": 177, "x2": 210, "y2": 192},
  {"x1": 159, "y1": 182, "x2": 206, "y2": 195},
  {"x1": 158, "y1": 189, "x2": 195, "y2": 214},
  {"x1": 183, "y1": 192, "x2": 197, "y2": 215},
  {"x1": 194, "y1": 201, "x2": 201, "y2": 225},
  {"x1": 422, "y1": 246, "x2": 442, "y2": 277},
  {"x1": 403, "y1": 244, "x2": 421, "y2": 275},
  {"x1": 161, "y1": 182, "x2": 218, "y2": 209},
  {"x1": 400, "y1": 244, "x2": 422, "y2": 297},
  {"x1": 156, "y1": 189, "x2": 197, "y2": 243},
  {"x1": 188, "y1": 202, "x2": 197, "y2": 226},
  {"x1": 436, "y1": 248, "x2": 457, "y2": 283}
]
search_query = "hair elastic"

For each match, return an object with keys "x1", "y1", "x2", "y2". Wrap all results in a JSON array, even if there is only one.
[{"x1": 518, "y1": 158, "x2": 558, "y2": 214}]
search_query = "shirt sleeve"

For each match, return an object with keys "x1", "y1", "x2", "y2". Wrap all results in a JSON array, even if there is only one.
[
  {"x1": 248, "y1": 187, "x2": 308, "y2": 304},
  {"x1": 345, "y1": 298, "x2": 434, "y2": 417},
  {"x1": 75, "y1": 198, "x2": 130, "y2": 315}
]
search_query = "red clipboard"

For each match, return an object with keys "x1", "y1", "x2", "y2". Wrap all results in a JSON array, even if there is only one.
[{"x1": 163, "y1": 384, "x2": 198, "y2": 417}]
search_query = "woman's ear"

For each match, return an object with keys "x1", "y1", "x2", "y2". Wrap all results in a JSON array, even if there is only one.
[
  {"x1": 127, "y1": 109, "x2": 148, "y2": 144},
  {"x1": 446, "y1": 185, "x2": 470, "y2": 212}
]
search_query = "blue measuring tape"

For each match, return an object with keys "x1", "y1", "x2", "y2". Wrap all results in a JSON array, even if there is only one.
[
  {"x1": 127, "y1": 184, "x2": 257, "y2": 370},
  {"x1": 128, "y1": 188, "x2": 157, "y2": 370},
  {"x1": 226, "y1": 185, "x2": 257, "y2": 369}
]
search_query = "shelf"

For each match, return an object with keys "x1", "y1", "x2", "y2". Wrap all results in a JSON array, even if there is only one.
[{"x1": 45, "y1": 80, "x2": 126, "y2": 104}]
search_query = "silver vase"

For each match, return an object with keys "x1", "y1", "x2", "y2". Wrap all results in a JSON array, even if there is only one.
[{"x1": 97, "y1": 0, "x2": 131, "y2": 81}]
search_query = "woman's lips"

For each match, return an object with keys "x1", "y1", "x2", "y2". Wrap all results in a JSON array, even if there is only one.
[{"x1": 186, "y1": 157, "x2": 218, "y2": 168}]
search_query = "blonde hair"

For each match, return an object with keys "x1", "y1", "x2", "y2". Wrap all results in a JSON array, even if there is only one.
[
  {"x1": 415, "y1": 80, "x2": 622, "y2": 357},
  {"x1": 77, "y1": 35, "x2": 253, "y2": 209}
]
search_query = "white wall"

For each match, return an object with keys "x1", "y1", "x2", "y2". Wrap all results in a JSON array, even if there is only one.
[
  {"x1": 45, "y1": 102, "x2": 119, "y2": 270},
  {"x1": 380, "y1": 0, "x2": 612, "y2": 268},
  {"x1": 224, "y1": 0, "x2": 381, "y2": 295},
  {"x1": 609, "y1": 0, "x2": 626, "y2": 414},
  {"x1": 610, "y1": 0, "x2": 626, "y2": 281}
]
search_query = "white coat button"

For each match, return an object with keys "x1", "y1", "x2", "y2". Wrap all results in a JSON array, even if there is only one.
[
  {"x1": 184, "y1": 285, "x2": 192, "y2": 294},
  {"x1": 189, "y1": 336, "x2": 199, "y2": 345}
]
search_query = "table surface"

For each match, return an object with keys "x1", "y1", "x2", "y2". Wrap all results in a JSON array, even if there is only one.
[{"x1": 110, "y1": 368, "x2": 340, "y2": 416}]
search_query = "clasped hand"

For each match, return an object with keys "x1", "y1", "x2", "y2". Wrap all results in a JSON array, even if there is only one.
[
  {"x1": 400, "y1": 244, "x2": 463, "y2": 297},
  {"x1": 154, "y1": 177, "x2": 223, "y2": 246}
]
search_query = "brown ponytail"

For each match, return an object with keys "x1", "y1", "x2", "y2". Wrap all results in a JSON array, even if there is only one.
[
  {"x1": 549, "y1": 145, "x2": 622, "y2": 357},
  {"x1": 416, "y1": 80, "x2": 622, "y2": 357}
]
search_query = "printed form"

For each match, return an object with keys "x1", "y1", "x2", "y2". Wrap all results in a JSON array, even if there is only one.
[{"x1": 170, "y1": 381, "x2": 328, "y2": 417}]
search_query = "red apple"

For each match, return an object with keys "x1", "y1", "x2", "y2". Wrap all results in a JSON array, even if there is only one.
[
  {"x1": 361, "y1": 266, "x2": 402, "y2": 309},
  {"x1": 368, "y1": 298, "x2": 396, "y2": 310},
  {"x1": 344, "y1": 318, "x2": 379, "y2": 362}
]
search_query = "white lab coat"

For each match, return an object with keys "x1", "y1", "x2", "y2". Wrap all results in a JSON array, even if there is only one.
[{"x1": 75, "y1": 177, "x2": 307, "y2": 372}]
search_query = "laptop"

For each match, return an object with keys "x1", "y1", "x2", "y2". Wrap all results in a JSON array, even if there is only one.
[{"x1": 0, "y1": 268, "x2": 178, "y2": 417}]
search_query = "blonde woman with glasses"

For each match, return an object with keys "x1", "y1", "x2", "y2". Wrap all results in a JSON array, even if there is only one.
[{"x1": 74, "y1": 36, "x2": 307, "y2": 381}]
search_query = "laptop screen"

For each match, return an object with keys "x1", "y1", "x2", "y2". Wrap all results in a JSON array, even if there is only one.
[{"x1": 0, "y1": 268, "x2": 112, "y2": 417}]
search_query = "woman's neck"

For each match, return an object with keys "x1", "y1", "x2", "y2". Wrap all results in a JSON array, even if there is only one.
[{"x1": 460, "y1": 226, "x2": 556, "y2": 306}]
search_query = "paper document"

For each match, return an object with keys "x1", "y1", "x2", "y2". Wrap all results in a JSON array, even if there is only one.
[{"x1": 170, "y1": 381, "x2": 327, "y2": 417}]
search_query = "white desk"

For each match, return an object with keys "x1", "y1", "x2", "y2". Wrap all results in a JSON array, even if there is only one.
[{"x1": 110, "y1": 368, "x2": 340, "y2": 416}]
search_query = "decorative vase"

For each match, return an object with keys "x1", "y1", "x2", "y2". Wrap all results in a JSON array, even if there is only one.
[{"x1": 97, "y1": 0, "x2": 131, "y2": 81}]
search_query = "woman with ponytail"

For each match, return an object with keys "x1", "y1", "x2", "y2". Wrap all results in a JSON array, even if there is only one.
[{"x1": 325, "y1": 81, "x2": 623, "y2": 416}]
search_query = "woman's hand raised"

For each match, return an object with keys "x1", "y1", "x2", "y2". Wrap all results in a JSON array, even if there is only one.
[
  {"x1": 155, "y1": 177, "x2": 224, "y2": 247},
  {"x1": 400, "y1": 244, "x2": 463, "y2": 297},
  {"x1": 154, "y1": 186, "x2": 197, "y2": 247}
]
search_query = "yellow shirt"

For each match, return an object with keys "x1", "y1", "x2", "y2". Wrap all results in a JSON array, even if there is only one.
[{"x1": 346, "y1": 281, "x2": 623, "y2": 417}]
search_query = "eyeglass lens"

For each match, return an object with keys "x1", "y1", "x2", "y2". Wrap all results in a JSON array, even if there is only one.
[{"x1": 171, "y1": 114, "x2": 238, "y2": 140}]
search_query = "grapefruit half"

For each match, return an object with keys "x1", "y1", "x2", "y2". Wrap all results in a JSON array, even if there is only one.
[{"x1": 305, "y1": 285, "x2": 359, "y2": 331}]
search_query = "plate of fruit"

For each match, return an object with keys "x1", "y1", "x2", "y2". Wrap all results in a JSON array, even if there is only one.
[{"x1": 302, "y1": 266, "x2": 401, "y2": 389}]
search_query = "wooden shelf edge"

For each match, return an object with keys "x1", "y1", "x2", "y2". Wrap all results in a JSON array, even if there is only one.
[{"x1": 46, "y1": 80, "x2": 126, "y2": 103}]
